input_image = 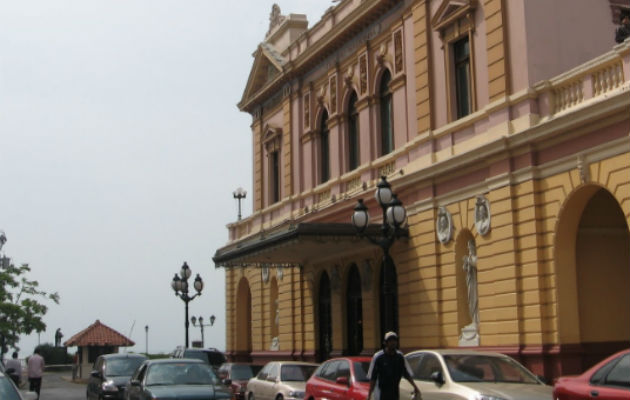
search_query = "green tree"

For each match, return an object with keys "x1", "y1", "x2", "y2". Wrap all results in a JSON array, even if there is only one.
[{"x1": 0, "y1": 259, "x2": 60, "y2": 359}]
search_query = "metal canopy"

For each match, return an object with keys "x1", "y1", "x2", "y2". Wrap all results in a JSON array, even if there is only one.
[{"x1": 213, "y1": 222, "x2": 407, "y2": 268}]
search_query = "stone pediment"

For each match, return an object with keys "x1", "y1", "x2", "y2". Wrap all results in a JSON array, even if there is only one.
[
  {"x1": 240, "y1": 42, "x2": 286, "y2": 110},
  {"x1": 431, "y1": 0, "x2": 477, "y2": 31}
]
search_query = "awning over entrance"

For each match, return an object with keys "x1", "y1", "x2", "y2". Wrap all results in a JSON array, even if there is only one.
[{"x1": 213, "y1": 223, "x2": 407, "y2": 268}]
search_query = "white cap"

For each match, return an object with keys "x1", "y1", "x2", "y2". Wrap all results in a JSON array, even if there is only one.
[{"x1": 384, "y1": 331, "x2": 398, "y2": 341}]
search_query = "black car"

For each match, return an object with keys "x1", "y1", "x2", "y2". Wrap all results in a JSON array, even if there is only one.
[
  {"x1": 125, "y1": 359, "x2": 231, "y2": 400},
  {"x1": 172, "y1": 347, "x2": 226, "y2": 372},
  {"x1": 87, "y1": 353, "x2": 148, "y2": 400}
]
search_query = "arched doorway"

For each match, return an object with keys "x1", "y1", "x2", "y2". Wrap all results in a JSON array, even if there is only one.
[
  {"x1": 236, "y1": 278, "x2": 252, "y2": 361},
  {"x1": 346, "y1": 264, "x2": 363, "y2": 355},
  {"x1": 556, "y1": 186, "x2": 630, "y2": 369},
  {"x1": 379, "y1": 254, "x2": 399, "y2": 340},
  {"x1": 318, "y1": 272, "x2": 332, "y2": 362}
]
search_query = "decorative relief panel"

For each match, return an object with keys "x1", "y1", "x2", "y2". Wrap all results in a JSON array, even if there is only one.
[
  {"x1": 436, "y1": 206, "x2": 453, "y2": 244},
  {"x1": 330, "y1": 75, "x2": 337, "y2": 113},
  {"x1": 474, "y1": 195, "x2": 491, "y2": 236},
  {"x1": 304, "y1": 93, "x2": 310, "y2": 129},
  {"x1": 359, "y1": 54, "x2": 368, "y2": 95},
  {"x1": 394, "y1": 30, "x2": 403, "y2": 74}
]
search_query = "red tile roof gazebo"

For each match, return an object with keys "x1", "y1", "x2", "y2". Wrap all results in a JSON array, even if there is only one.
[
  {"x1": 64, "y1": 319, "x2": 135, "y2": 347},
  {"x1": 64, "y1": 319, "x2": 135, "y2": 379}
]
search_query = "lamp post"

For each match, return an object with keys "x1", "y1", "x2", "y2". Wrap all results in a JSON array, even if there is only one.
[
  {"x1": 145, "y1": 325, "x2": 149, "y2": 355},
  {"x1": 351, "y1": 176, "x2": 407, "y2": 334},
  {"x1": 190, "y1": 314, "x2": 216, "y2": 348},
  {"x1": 171, "y1": 262, "x2": 204, "y2": 348},
  {"x1": 233, "y1": 187, "x2": 247, "y2": 221}
]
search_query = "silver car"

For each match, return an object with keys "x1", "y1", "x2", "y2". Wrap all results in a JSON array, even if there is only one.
[
  {"x1": 246, "y1": 361, "x2": 318, "y2": 400},
  {"x1": 399, "y1": 350, "x2": 552, "y2": 400}
]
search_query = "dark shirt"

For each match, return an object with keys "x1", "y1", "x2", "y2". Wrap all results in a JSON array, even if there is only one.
[{"x1": 368, "y1": 350, "x2": 412, "y2": 400}]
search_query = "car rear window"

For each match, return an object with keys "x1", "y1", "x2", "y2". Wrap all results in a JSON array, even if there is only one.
[
  {"x1": 231, "y1": 365, "x2": 255, "y2": 380},
  {"x1": 281, "y1": 365, "x2": 317, "y2": 382},
  {"x1": 105, "y1": 357, "x2": 146, "y2": 377},
  {"x1": 183, "y1": 350, "x2": 226, "y2": 366}
]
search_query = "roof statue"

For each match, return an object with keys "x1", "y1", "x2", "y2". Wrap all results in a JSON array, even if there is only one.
[{"x1": 266, "y1": 4, "x2": 285, "y2": 37}]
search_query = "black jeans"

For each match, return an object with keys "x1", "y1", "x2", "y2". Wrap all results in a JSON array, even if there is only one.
[{"x1": 29, "y1": 377, "x2": 42, "y2": 396}]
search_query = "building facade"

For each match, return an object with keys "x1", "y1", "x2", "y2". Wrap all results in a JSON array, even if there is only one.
[{"x1": 214, "y1": 0, "x2": 630, "y2": 379}]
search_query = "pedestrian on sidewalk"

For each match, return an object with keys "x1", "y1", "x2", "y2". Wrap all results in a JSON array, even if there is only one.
[
  {"x1": 5, "y1": 351, "x2": 22, "y2": 386},
  {"x1": 367, "y1": 331, "x2": 421, "y2": 400},
  {"x1": 28, "y1": 347, "x2": 45, "y2": 398}
]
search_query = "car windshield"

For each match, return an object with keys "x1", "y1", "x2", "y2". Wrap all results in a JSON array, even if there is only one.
[
  {"x1": 280, "y1": 365, "x2": 317, "y2": 382},
  {"x1": 231, "y1": 365, "x2": 255, "y2": 380},
  {"x1": 146, "y1": 363, "x2": 219, "y2": 386},
  {"x1": 0, "y1": 377, "x2": 21, "y2": 400},
  {"x1": 443, "y1": 355, "x2": 539, "y2": 384},
  {"x1": 353, "y1": 362, "x2": 371, "y2": 382},
  {"x1": 105, "y1": 358, "x2": 146, "y2": 377}
]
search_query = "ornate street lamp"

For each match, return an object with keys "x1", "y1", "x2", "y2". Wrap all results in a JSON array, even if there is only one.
[
  {"x1": 171, "y1": 262, "x2": 204, "y2": 348},
  {"x1": 191, "y1": 314, "x2": 216, "y2": 348},
  {"x1": 351, "y1": 176, "x2": 407, "y2": 335},
  {"x1": 233, "y1": 187, "x2": 247, "y2": 221}
]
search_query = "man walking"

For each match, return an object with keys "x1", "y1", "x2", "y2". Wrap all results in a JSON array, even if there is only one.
[
  {"x1": 27, "y1": 348, "x2": 45, "y2": 398},
  {"x1": 368, "y1": 331, "x2": 420, "y2": 400},
  {"x1": 6, "y1": 351, "x2": 22, "y2": 386}
]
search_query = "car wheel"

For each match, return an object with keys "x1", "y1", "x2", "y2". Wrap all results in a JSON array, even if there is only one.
[
  {"x1": 248, "y1": 393, "x2": 255, "y2": 400},
  {"x1": 276, "y1": 395, "x2": 283, "y2": 400}
]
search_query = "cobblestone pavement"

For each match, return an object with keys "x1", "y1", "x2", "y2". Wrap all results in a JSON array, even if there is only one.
[{"x1": 37, "y1": 371, "x2": 85, "y2": 400}]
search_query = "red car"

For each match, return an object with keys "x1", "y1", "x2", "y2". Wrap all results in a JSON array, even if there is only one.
[
  {"x1": 305, "y1": 356, "x2": 371, "y2": 400},
  {"x1": 553, "y1": 349, "x2": 630, "y2": 400}
]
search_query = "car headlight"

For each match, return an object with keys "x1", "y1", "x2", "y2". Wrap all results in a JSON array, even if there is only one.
[
  {"x1": 288, "y1": 390, "x2": 305, "y2": 399},
  {"x1": 473, "y1": 395, "x2": 507, "y2": 400},
  {"x1": 101, "y1": 380, "x2": 119, "y2": 392}
]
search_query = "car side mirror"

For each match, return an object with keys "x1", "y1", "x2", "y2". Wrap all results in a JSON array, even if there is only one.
[
  {"x1": 91, "y1": 370, "x2": 102, "y2": 379},
  {"x1": 5, "y1": 368, "x2": 15, "y2": 375},
  {"x1": 336, "y1": 376, "x2": 350, "y2": 386},
  {"x1": 223, "y1": 378, "x2": 232, "y2": 386},
  {"x1": 430, "y1": 371, "x2": 445, "y2": 386},
  {"x1": 130, "y1": 379, "x2": 141, "y2": 387}
]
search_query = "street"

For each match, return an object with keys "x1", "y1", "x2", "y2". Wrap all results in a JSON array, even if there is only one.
[{"x1": 38, "y1": 371, "x2": 85, "y2": 400}]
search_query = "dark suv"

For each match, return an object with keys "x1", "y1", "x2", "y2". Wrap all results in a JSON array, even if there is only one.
[
  {"x1": 172, "y1": 347, "x2": 226, "y2": 372},
  {"x1": 86, "y1": 353, "x2": 147, "y2": 400}
]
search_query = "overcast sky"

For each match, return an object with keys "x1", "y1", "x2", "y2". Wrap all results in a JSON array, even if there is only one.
[{"x1": 0, "y1": 1, "x2": 332, "y2": 356}]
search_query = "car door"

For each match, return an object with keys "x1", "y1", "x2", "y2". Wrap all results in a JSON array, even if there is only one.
[
  {"x1": 312, "y1": 360, "x2": 339, "y2": 400},
  {"x1": 590, "y1": 353, "x2": 630, "y2": 400},
  {"x1": 126, "y1": 363, "x2": 147, "y2": 400},
  {"x1": 330, "y1": 360, "x2": 351, "y2": 400},
  {"x1": 86, "y1": 356, "x2": 103, "y2": 399},
  {"x1": 263, "y1": 363, "x2": 280, "y2": 400},
  {"x1": 250, "y1": 363, "x2": 271, "y2": 400}
]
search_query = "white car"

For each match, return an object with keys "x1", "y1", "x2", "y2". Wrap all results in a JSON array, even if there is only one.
[
  {"x1": 246, "y1": 361, "x2": 318, "y2": 400},
  {"x1": 399, "y1": 349, "x2": 552, "y2": 400}
]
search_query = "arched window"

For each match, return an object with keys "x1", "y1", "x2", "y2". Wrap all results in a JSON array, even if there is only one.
[
  {"x1": 348, "y1": 91, "x2": 359, "y2": 171},
  {"x1": 320, "y1": 110, "x2": 330, "y2": 183},
  {"x1": 379, "y1": 70, "x2": 393, "y2": 156}
]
